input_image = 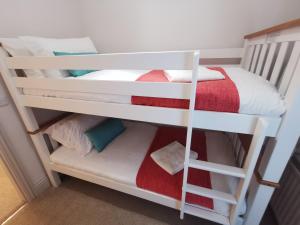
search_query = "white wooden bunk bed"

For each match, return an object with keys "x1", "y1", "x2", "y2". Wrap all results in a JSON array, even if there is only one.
[{"x1": 0, "y1": 20, "x2": 299, "y2": 225}]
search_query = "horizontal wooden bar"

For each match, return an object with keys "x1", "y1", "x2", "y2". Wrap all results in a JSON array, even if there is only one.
[
  {"x1": 255, "y1": 170, "x2": 280, "y2": 188},
  {"x1": 184, "y1": 204, "x2": 230, "y2": 225},
  {"x1": 20, "y1": 95, "x2": 282, "y2": 136},
  {"x1": 50, "y1": 162, "x2": 182, "y2": 210},
  {"x1": 6, "y1": 48, "x2": 242, "y2": 71},
  {"x1": 244, "y1": 18, "x2": 300, "y2": 39},
  {"x1": 189, "y1": 159, "x2": 246, "y2": 178},
  {"x1": 7, "y1": 51, "x2": 196, "y2": 70},
  {"x1": 14, "y1": 77, "x2": 192, "y2": 99},
  {"x1": 186, "y1": 184, "x2": 237, "y2": 204}
]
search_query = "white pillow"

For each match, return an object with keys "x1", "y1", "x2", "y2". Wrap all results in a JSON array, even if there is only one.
[
  {"x1": 0, "y1": 38, "x2": 44, "y2": 77},
  {"x1": 165, "y1": 66, "x2": 225, "y2": 82},
  {"x1": 18, "y1": 36, "x2": 97, "y2": 78},
  {"x1": 224, "y1": 67, "x2": 286, "y2": 116},
  {"x1": 45, "y1": 114, "x2": 106, "y2": 156},
  {"x1": 151, "y1": 141, "x2": 198, "y2": 175}
]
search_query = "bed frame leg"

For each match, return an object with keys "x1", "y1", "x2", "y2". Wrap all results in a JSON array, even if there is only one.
[
  {"x1": 30, "y1": 133, "x2": 61, "y2": 187},
  {"x1": 0, "y1": 55, "x2": 61, "y2": 188}
]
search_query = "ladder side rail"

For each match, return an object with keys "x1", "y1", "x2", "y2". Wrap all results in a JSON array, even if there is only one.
[{"x1": 180, "y1": 50, "x2": 200, "y2": 219}]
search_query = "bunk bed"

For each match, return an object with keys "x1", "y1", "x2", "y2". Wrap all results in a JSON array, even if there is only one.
[{"x1": 0, "y1": 19, "x2": 299, "y2": 225}]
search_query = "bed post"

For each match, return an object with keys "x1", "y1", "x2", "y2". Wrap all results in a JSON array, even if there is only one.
[
  {"x1": 244, "y1": 53, "x2": 300, "y2": 225},
  {"x1": 0, "y1": 49, "x2": 61, "y2": 187}
]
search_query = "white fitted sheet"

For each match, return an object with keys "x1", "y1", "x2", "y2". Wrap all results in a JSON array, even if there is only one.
[
  {"x1": 23, "y1": 68, "x2": 285, "y2": 116},
  {"x1": 50, "y1": 122, "x2": 245, "y2": 217},
  {"x1": 50, "y1": 121, "x2": 157, "y2": 185}
]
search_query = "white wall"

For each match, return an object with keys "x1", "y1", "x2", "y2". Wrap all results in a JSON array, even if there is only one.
[
  {"x1": 247, "y1": 0, "x2": 300, "y2": 32},
  {"x1": 80, "y1": 0, "x2": 252, "y2": 53},
  {"x1": 0, "y1": 0, "x2": 83, "y2": 38},
  {"x1": 0, "y1": 0, "x2": 83, "y2": 196},
  {"x1": 80, "y1": 0, "x2": 300, "y2": 53}
]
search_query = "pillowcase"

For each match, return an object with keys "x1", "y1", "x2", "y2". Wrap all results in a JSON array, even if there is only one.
[
  {"x1": 85, "y1": 118, "x2": 126, "y2": 152},
  {"x1": 150, "y1": 141, "x2": 198, "y2": 175},
  {"x1": 0, "y1": 38, "x2": 44, "y2": 77},
  {"x1": 18, "y1": 36, "x2": 97, "y2": 78},
  {"x1": 165, "y1": 66, "x2": 225, "y2": 82},
  {"x1": 45, "y1": 114, "x2": 106, "y2": 156},
  {"x1": 53, "y1": 51, "x2": 97, "y2": 77}
]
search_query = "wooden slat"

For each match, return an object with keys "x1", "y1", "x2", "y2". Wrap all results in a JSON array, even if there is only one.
[
  {"x1": 186, "y1": 184, "x2": 237, "y2": 204},
  {"x1": 20, "y1": 95, "x2": 282, "y2": 137},
  {"x1": 7, "y1": 51, "x2": 195, "y2": 70},
  {"x1": 6, "y1": 49, "x2": 243, "y2": 71},
  {"x1": 262, "y1": 43, "x2": 277, "y2": 79},
  {"x1": 244, "y1": 18, "x2": 300, "y2": 39},
  {"x1": 50, "y1": 162, "x2": 182, "y2": 210},
  {"x1": 244, "y1": 45, "x2": 255, "y2": 70},
  {"x1": 250, "y1": 45, "x2": 261, "y2": 72},
  {"x1": 270, "y1": 42, "x2": 289, "y2": 85},
  {"x1": 184, "y1": 204, "x2": 230, "y2": 225},
  {"x1": 279, "y1": 41, "x2": 300, "y2": 95},
  {"x1": 14, "y1": 77, "x2": 191, "y2": 99},
  {"x1": 189, "y1": 159, "x2": 246, "y2": 178},
  {"x1": 255, "y1": 44, "x2": 268, "y2": 75}
]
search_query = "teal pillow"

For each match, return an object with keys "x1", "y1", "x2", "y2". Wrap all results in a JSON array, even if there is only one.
[
  {"x1": 85, "y1": 118, "x2": 126, "y2": 152},
  {"x1": 53, "y1": 51, "x2": 97, "y2": 77}
]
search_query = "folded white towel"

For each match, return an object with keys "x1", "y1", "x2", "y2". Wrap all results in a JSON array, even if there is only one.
[
  {"x1": 165, "y1": 66, "x2": 224, "y2": 82},
  {"x1": 151, "y1": 141, "x2": 198, "y2": 175}
]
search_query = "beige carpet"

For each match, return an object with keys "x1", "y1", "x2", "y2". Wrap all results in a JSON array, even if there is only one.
[
  {"x1": 0, "y1": 159, "x2": 25, "y2": 223},
  {"x1": 4, "y1": 177, "x2": 278, "y2": 225}
]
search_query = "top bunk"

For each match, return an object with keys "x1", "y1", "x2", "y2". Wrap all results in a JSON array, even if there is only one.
[{"x1": 1, "y1": 19, "x2": 300, "y2": 137}]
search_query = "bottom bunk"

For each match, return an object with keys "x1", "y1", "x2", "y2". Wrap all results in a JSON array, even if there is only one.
[{"x1": 48, "y1": 120, "x2": 246, "y2": 224}]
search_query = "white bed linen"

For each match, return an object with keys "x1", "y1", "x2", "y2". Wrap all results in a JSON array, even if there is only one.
[
  {"x1": 23, "y1": 67, "x2": 285, "y2": 116},
  {"x1": 50, "y1": 122, "x2": 245, "y2": 217},
  {"x1": 23, "y1": 70, "x2": 146, "y2": 104},
  {"x1": 50, "y1": 121, "x2": 157, "y2": 185}
]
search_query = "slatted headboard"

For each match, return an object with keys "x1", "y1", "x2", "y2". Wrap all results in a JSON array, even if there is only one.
[{"x1": 241, "y1": 18, "x2": 300, "y2": 96}]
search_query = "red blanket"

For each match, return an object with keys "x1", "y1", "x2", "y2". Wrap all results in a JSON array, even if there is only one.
[
  {"x1": 136, "y1": 126, "x2": 213, "y2": 209},
  {"x1": 131, "y1": 68, "x2": 239, "y2": 113}
]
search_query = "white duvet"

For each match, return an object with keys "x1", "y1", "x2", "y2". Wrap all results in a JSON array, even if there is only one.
[{"x1": 23, "y1": 67, "x2": 286, "y2": 117}]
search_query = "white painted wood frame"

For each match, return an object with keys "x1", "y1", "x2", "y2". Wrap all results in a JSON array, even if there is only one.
[
  {"x1": 0, "y1": 48, "x2": 61, "y2": 187},
  {"x1": 0, "y1": 22, "x2": 299, "y2": 225}
]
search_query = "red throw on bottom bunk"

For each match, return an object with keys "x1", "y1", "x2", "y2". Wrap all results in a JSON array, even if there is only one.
[{"x1": 136, "y1": 126, "x2": 214, "y2": 209}]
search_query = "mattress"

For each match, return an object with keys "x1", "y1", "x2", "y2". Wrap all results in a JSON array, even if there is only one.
[
  {"x1": 50, "y1": 121, "x2": 245, "y2": 217},
  {"x1": 23, "y1": 68, "x2": 285, "y2": 116}
]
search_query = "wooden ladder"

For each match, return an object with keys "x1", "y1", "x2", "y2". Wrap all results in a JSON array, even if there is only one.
[{"x1": 179, "y1": 51, "x2": 269, "y2": 225}]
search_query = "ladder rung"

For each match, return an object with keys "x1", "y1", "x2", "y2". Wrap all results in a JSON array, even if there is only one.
[
  {"x1": 184, "y1": 204, "x2": 230, "y2": 225},
  {"x1": 186, "y1": 184, "x2": 237, "y2": 204},
  {"x1": 189, "y1": 159, "x2": 246, "y2": 178}
]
